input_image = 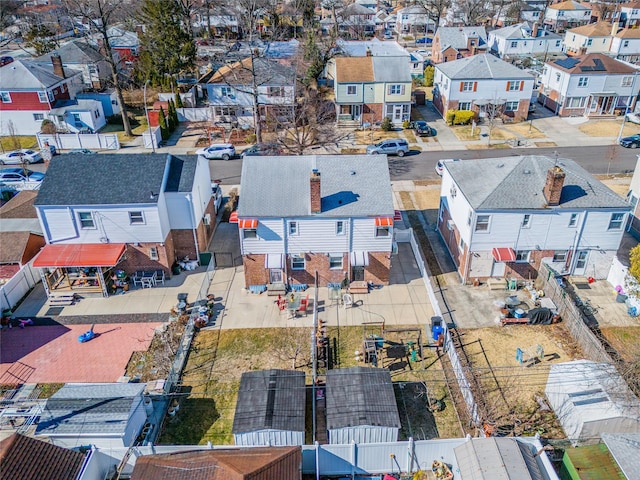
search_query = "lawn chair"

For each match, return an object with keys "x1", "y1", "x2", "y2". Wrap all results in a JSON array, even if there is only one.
[
  {"x1": 131, "y1": 271, "x2": 143, "y2": 287},
  {"x1": 342, "y1": 293, "x2": 353, "y2": 309},
  {"x1": 298, "y1": 294, "x2": 309, "y2": 316},
  {"x1": 154, "y1": 270, "x2": 166, "y2": 285}
]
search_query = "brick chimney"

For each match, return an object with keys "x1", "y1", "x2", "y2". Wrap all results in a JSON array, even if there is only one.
[
  {"x1": 532, "y1": 22, "x2": 539, "y2": 38},
  {"x1": 51, "y1": 55, "x2": 65, "y2": 78},
  {"x1": 542, "y1": 166, "x2": 565, "y2": 206},
  {"x1": 310, "y1": 169, "x2": 321, "y2": 214}
]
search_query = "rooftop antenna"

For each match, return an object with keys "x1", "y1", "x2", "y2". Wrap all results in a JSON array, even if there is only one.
[{"x1": 553, "y1": 150, "x2": 559, "y2": 167}]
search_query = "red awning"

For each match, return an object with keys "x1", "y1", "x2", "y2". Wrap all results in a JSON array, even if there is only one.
[
  {"x1": 238, "y1": 219, "x2": 258, "y2": 229},
  {"x1": 33, "y1": 243, "x2": 126, "y2": 268},
  {"x1": 492, "y1": 247, "x2": 516, "y2": 262},
  {"x1": 229, "y1": 211, "x2": 238, "y2": 223},
  {"x1": 375, "y1": 217, "x2": 394, "y2": 227}
]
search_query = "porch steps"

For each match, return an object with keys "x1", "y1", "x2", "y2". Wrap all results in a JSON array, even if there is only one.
[{"x1": 48, "y1": 294, "x2": 78, "y2": 306}]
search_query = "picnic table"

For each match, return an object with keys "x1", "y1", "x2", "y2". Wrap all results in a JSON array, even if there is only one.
[{"x1": 285, "y1": 293, "x2": 301, "y2": 318}]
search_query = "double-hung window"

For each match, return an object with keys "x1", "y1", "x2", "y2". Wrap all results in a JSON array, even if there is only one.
[
  {"x1": 289, "y1": 221, "x2": 298, "y2": 235},
  {"x1": 329, "y1": 254, "x2": 343, "y2": 269},
  {"x1": 475, "y1": 215, "x2": 490, "y2": 232},
  {"x1": 461, "y1": 81, "x2": 474, "y2": 92},
  {"x1": 38, "y1": 91, "x2": 49, "y2": 103},
  {"x1": 388, "y1": 84, "x2": 402, "y2": 95},
  {"x1": 291, "y1": 254, "x2": 305, "y2": 270},
  {"x1": 336, "y1": 221, "x2": 345, "y2": 235},
  {"x1": 129, "y1": 211, "x2": 144, "y2": 224},
  {"x1": 347, "y1": 85, "x2": 357, "y2": 95},
  {"x1": 608, "y1": 213, "x2": 624, "y2": 230},
  {"x1": 505, "y1": 101, "x2": 519, "y2": 111},
  {"x1": 78, "y1": 212, "x2": 95, "y2": 229},
  {"x1": 507, "y1": 81, "x2": 520, "y2": 91},
  {"x1": 515, "y1": 250, "x2": 530, "y2": 262},
  {"x1": 578, "y1": 77, "x2": 588, "y2": 87},
  {"x1": 553, "y1": 251, "x2": 567, "y2": 262},
  {"x1": 522, "y1": 214, "x2": 531, "y2": 228}
]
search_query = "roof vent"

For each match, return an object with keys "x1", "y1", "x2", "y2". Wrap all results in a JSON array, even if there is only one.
[
  {"x1": 524, "y1": 169, "x2": 531, "y2": 174},
  {"x1": 350, "y1": 170, "x2": 356, "y2": 175},
  {"x1": 497, "y1": 163, "x2": 505, "y2": 168}
]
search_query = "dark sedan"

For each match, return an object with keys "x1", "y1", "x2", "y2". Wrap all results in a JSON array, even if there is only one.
[
  {"x1": 241, "y1": 143, "x2": 283, "y2": 157},
  {"x1": 620, "y1": 134, "x2": 640, "y2": 148},
  {"x1": 412, "y1": 120, "x2": 437, "y2": 137}
]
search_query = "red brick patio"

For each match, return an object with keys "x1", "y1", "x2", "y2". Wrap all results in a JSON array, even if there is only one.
[{"x1": 0, "y1": 323, "x2": 161, "y2": 384}]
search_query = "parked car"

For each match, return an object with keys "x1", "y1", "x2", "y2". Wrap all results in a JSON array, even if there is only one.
[
  {"x1": 416, "y1": 37, "x2": 432, "y2": 44},
  {"x1": 366, "y1": 138, "x2": 409, "y2": 156},
  {"x1": 0, "y1": 168, "x2": 45, "y2": 185},
  {"x1": 412, "y1": 120, "x2": 437, "y2": 137},
  {"x1": 626, "y1": 112, "x2": 640, "y2": 125},
  {"x1": 0, "y1": 149, "x2": 42, "y2": 165},
  {"x1": 195, "y1": 143, "x2": 236, "y2": 160},
  {"x1": 241, "y1": 143, "x2": 283, "y2": 157},
  {"x1": 383, "y1": 31, "x2": 393, "y2": 39},
  {"x1": 435, "y1": 158, "x2": 461, "y2": 176},
  {"x1": 0, "y1": 56, "x2": 14, "y2": 67},
  {"x1": 620, "y1": 134, "x2": 640, "y2": 148},
  {"x1": 211, "y1": 182, "x2": 223, "y2": 214}
]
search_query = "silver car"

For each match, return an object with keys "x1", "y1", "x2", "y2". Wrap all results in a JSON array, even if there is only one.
[
  {"x1": 195, "y1": 143, "x2": 236, "y2": 160},
  {"x1": 366, "y1": 138, "x2": 409, "y2": 156},
  {"x1": 0, "y1": 149, "x2": 43, "y2": 165}
]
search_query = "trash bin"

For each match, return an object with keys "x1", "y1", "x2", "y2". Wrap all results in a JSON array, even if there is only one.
[
  {"x1": 414, "y1": 90, "x2": 426, "y2": 106},
  {"x1": 199, "y1": 252, "x2": 212, "y2": 266},
  {"x1": 616, "y1": 293, "x2": 628, "y2": 303}
]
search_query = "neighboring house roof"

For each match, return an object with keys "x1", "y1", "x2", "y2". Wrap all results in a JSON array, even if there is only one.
[
  {"x1": 567, "y1": 21, "x2": 613, "y2": 37},
  {"x1": 232, "y1": 369, "x2": 305, "y2": 434},
  {"x1": 550, "y1": 53, "x2": 638, "y2": 74},
  {"x1": 0, "y1": 432, "x2": 86, "y2": 480},
  {"x1": 436, "y1": 26, "x2": 488, "y2": 51},
  {"x1": 0, "y1": 59, "x2": 77, "y2": 90},
  {"x1": 340, "y1": 3, "x2": 375, "y2": 16},
  {"x1": 446, "y1": 155, "x2": 629, "y2": 210},
  {"x1": 34, "y1": 153, "x2": 197, "y2": 206},
  {"x1": 207, "y1": 57, "x2": 295, "y2": 85},
  {"x1": 131, "y1": 446, "x2": 301, "y2": 480},
  {"x1": 454, "y1": 438, "x2": 545, "y2": 480},
  {"x1": 326, "y1": 367, "x2": 400, "y2": 430},
  {"x1": 263, "y1": 39, "x2": 299, "y2": 59},
  {"x1": 335, "y1": 56, "x2": 375, "y2": 82},
  {"x1": 622, "y1": 1, "x2": 640, "y2": 9},
  {"x1": 106, "y1": 26, "x2": 139, "y2": 48},
  {"x1": 437, "y1": 54, "x2": 534, "y2": 80},
  {"x1": 548, "y1": 0, "x2": 590, "y2": 10},
  {"x1": 239, "y1": 155, "x2": 394, "y2": 218},
  {"x1": 0, "y1": 231, "x2": 36, "y2": 263},
  {"x1": 0, "y1": 191, "x2": 39, "y2": 219},
  {"x1": 36, "y1": 383, "x2": 145, "y2": 437},
  {"x1": 615, "y1": 28, "x2": 640, "y2": 39},
  {"x1": 35, "y1": 40, "x2": 103, "y2": 64},
  {"x1": 336, "y1": 38, "x2": 409, "y2": 57},
  {"x1": 372, "y1": 55, "x2": 412, "y2": 82},
  {"x1": 492, "y1": 22, "x2": 561, "y2": 40},
  {"x1": 397, "y1": 5, "x2": 429, "y2": 15},
  {"x1": 601, "y1": 433, "x2": 640, "y2": 480}
]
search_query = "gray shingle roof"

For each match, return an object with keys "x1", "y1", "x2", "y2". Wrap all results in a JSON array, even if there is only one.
[
  {"x1": 232, "y1": 370, "x2": 306, "y2": 434},
  {"x1": 238, "y1": 155, "x2": 394, "y2": 218},
  {"x1": 436, "y1": 26, "x2": 488, "y2": 51},
  {"x1": 35, "y1": 41, "x2": 103, "y2": 64},
  {"x1": 35, "y1": 383, "x2": 145, "y2": 436},
  {"x1": 337, "y1": 39, "x2": 410, "y2": 58},
  {"x1": 437, "y1": 54, "x2": 534, "y2": 80},
  {"x1": 34, "y1": 154, "x2": 197, "y2": 206},
  {"x1": 601, "y1": 433, "x2": 640, "y2": 480},
  {"x1": 491, "y1": 22, "x2": 561, "y2": 40},
  {"x1": 326, "y1": 367, "x2": 400, "y2": 429},
  {"x1": 0, "y1": 60, "x2": 79, "y2": 90},
  {"x1": 372, "y1": 56, "x2": 412, "y2": 82},
  {"x1": 445, "y1": 155, "x2": 630, "y2": 210}
]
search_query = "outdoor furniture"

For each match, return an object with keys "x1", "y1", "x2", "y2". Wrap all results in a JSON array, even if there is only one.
[
  {"x1": 343, "y1": 293, "x2": 353, "y2": 309},
  {"x1": 349, "y1": 281, "x2": 369, "y2": 294},
  {"x1": 297, "y1": 294, "x2": 309, "y2": 316},
  {"x1": 285, "y1": 293, "x2": 301, "y2": 318},
  {"x1": 154, "y1": 270, "x2": 166, "y2": 285},
  {"x1": 132, "y1": 271, "x2": 144, "y2": 287},
  {"x1": 140, "y1": 271, "x2": 157, "y2": 288}
]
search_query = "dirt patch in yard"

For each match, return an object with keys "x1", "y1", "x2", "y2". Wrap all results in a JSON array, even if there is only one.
[
  {"x1": 598, "y1": 327, "x2": 640, "y2": 364},
  {"x1": 579, "y1": 120, "x2": 640, "y2": 137},
  {"x1": 354, "y1": 130, "x2": 405, "y2": 144},
  {"x1": 496, "y1": 123, "x2": 546, "y2": 139}
]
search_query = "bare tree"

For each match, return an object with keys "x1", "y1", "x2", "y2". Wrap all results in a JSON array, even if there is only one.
[
  {"x1": 481, "y1": 98, "x2": 505, "y2": 145},
  {"x1": 457, "y1": 0, "x2": 492, "y2": 26},
  {"x1": 271, "y1": 327, "x2": 312, "y2": 369},
  {"x1": 62, "y1": 0, "x2": 133, "y2": 136},
  {"x1": 415, "y1": 0, "x2": 451, "y2": 32},
  {"x1": 0, "y1": 1, "x2": 26, "y2": 48},
  {"x1": 321, "y1": 0, "x2": 342, "y2": 38},
  {"x1": 233, "y1": 0, "x2": 273, "y2": 42}
]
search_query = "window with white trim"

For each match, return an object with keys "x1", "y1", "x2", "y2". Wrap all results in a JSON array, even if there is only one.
[
  {"x1": 268, "y1": 86, "x2": 284, "y2": 97},
  {"x1": 289, "y1": 221, "x2": 298, "y2": 235},
  {"x1": 336, "y1": 221, "x2": 345, "y2": 235},
  {"x1": 0, "y1": 92, "x2": 11, "y2": 103},
  {"x1": 515, "y1": 250, "x2": 530, "y2": 262},
  {"x1": 347, "y1": 85, "x2": 357, "y2": 95},
  {"x1": 388, "y1": 84, "x2": 402, "y2": 95},
  {"x1": 510, "y1": 41, "x2": 518, "y2": 48},
  {"x1": 214, "y1": 106, "x2": 237, "y2": 116},
  {"x1": 522, "y1": 214, "x2": 531, "y2": 228},
  {"x1": 38, "y1": 91, "x2": 48, "y2": 103},
  {"x1": 220, "y1": 86, "x2": 233, "y2": 97},
  {"x1": 475, "y1": 215, "x2": 490, "y2": 232},
  {"x1": 553, "y1": 251, "x2": 567, "y2": 262},
  {"x1": 608, "y1": 212, "x2": 624, "y2": 230},
  {"x1": 149, "y1": 247, "x2": 159, "y2": 260},
  {"x1": 78, "y1": 212, "x2": 95, "y2": 229},
  {"x1": 578, "y1": 77, "x2": 588, "y2": 87},
  {"x1": 505, "y1": 101, "x2": 519, "y2": 111},
  {"x1": 569, "y1": 213, "x2": 579, "y2": 227},
  {"x1": 507, "y1": 81, "x2": 520, "y2": 91},
  {"x1": 33, "y1": 113, "x2": 44, "y2": 121},
  {"x1": 459, "y1": 101, "x2": 471, "y2": 110},
  {"x1": 329, "y1": 254, "x2": 343, "y2": 269},
  {"x1": 566, "y1": 97, "x2": 587, "y2": 108},
  {"x1": 291, "y1": 254, "x2": 305, "y2": 270},
  {"x1": 461, "y1": 81, "x2": 474, "y2": 92},
  {"x1": 622, "y1": 76, "x2": 633, "y2": 87},
  {"x1": 129, "y1": 211, "x2": 144, "y2": 224},
  {"x1": 243, "y1": 228, "x2": 257, "y2": 239},
  {"x1": 376, "y1": 226, "x2": 390, "y2": 237}
]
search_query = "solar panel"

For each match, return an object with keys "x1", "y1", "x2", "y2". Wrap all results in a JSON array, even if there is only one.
[{"x1": 555, "y1": 57, "x2": 580, "y2": 69}]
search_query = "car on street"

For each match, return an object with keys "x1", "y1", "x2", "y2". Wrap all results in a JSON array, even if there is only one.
[
  {"x1": 211, "y1": 182, "x2": 223, "y2": 214},
  {"x1": 416, "y1": 37, "x2": 432, "y2": 44},
  {"x1": 0, "y1": 149, "x2": 42, "y2": 165},
  {"x1": 435, "y1": 158, "x2": 461, "y2": 176},
  {"x1": 0, "y1": 168, "x2": 45, "y2": 185},
  {"x1": 195, "y1": 143, "x2": 236, "y2": 160},
  {"x1": 384, "y1": 31, "x2": 393, "y2": 39},
  {"x1": 620, "y1": 134, "x2": 640, "y2": 148},
  {"x1": 626, "y1": 112, "x2": 640, "y2": 125},
  {"x1": 241, "y1": 143, "x2": 283, "y2": 157},
  {"x1": 366, "y1": 138, "x2": 409, "y2": 156},
  {"x1": 415, "y1": 49, "x2": 432, "y2": 57},
  {"x1": 412, "y1": 120, "x2": 437, "y2": 137}
]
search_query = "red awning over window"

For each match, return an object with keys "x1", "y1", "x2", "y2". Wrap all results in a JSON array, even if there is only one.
[
  {"x1": 238, "y1": 219, "x2": 258, "y2": 229},
  {"x1": 33, "y1": 243, "x2": 127, "y2": 268},
  {"x1": 375, "y1": 217, "x2": 394, "y2": 227},
  {"x1": 492, "y1": 247, "x2": 516, "y2": 262},
  {"x1": 229, "y1": 211, "x2": 238, "y2": 223}
]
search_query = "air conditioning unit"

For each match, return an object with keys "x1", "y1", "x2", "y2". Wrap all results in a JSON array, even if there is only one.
[
  {"x1": 446, "y1": 219, "x2": 455, "y2": 231},
  {"x1": 203, "y1": 213, "x2": 211, "y2": 225}
]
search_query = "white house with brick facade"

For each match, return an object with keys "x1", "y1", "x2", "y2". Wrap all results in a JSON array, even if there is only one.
[
  {"x1": 236, "y1": 155, "x2": 394, "y2": 290},
  {"x1": 437, "y1": 156, "x2": 630, "y2": 283},
  {"x1": 32, "y1": 153, "x2": 215, "y2": 298},
  {"x1": 433, "y1": 54, "x2": 535, "y2": 123},
  {"x1": 539, "y1": 53, "x2": 640, "y2": 117}
]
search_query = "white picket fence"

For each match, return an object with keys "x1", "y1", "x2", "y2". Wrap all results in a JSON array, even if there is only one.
[
  {"x1": 177, "y1": 107, "x2": 213, "y2": 122},
  {"x1": 0, "y1": 261, "x2": 41, "y2": 312},
  {"x1": 37, "y1": 132, "x2": 120, "y2": 151}
]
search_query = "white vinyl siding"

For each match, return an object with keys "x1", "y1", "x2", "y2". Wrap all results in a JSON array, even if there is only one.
[
  {"x1": 286, "y1": 218, "x2": 349, "y2": 253},
  {"x1": 241, "y1": 218, "x2": 284, "y2": 254}
]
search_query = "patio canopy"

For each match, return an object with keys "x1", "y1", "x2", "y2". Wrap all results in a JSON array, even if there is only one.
[
  {"x1": 350, "y1": 251, "x2": 369, "y2": 267},
  {"x1": 492, "y1": 247, "x2": 516, "y2": 262},
  {"x1": 33, "y1": 243, "x2": 126, "y2": 268},
  {"x1": 265, "y1": 253, "x2": 284, "y2": 269},
  {"x1": 238, "y1": 219, "x2": 258, "y2": 229},
  {"x1": 375, "y1": 217, "x2": 394, "y2": 227}
]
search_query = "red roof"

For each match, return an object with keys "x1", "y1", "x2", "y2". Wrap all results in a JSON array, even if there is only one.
[
  {"x1": 492, "y1": 247, "x2": 516, "y2": 262},
  {"x1": 33, "y1": 243, "x2": 126, "y2": 268}
]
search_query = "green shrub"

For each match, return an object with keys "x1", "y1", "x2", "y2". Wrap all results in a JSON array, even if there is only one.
[
  {"x1": 381, "y1": 116, "x2": 393, "y2": 131},
  {"x1": 424, "y1": 65, "x2": 434, "y2": 87},
  {"x1": 445, "y1": 110, "x2": 455, "y2": 125},
  {"x1": 41, "y1": 119, "x2": 56, "y2": 134},
  {"x1": 453, "y1": 110, "x2": 475, "y2": 125},
  {"x1": 402, "y1": 119, "x2": 411, "y2": 129},
  {"x1": 245, "y1": 133, "x2": 257, "y2": 144}
]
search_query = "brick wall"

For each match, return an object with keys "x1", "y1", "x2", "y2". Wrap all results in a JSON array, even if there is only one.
[
  {"x1": 363, "y1": 103, "x2": 384, "y2": 123},
  {"x1": 437, "y1": 206, "x2": 464, "y2": 273},
  {"x1": 196, "y1": 197, "x2": 216, "y2": 252},
  {"x1": 171, "y1": 229, "x2": 198, "y2": 262},
  {"x1": 119, "y1": 238, "x2": 173, "y2": 276},
  {"x1": 366, "y1": 251, "x2": 391, "y2": 284},
  {"x1": 243, "y1": 253, "x2": 268, "y2": 287}
]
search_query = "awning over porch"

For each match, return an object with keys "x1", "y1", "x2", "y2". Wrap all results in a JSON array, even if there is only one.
[
  {"x1": 33, "y1": 243, "x2": 126, "y2": 268},
  {"x1": 375, "y1": 217, "x2": 394, "y2": 227},
  {"x1": 265, "y1": 253, "x2": 284, "y2": 269},
  {"x1": 492, "y1": 247, "x2": 516, "y2": 262},
  {"x1": 350, "y1": 251, "x2": 369, "y2": 267},
  {"x1": 238, "y1": 219, "x2": 258, "y2": 229}
]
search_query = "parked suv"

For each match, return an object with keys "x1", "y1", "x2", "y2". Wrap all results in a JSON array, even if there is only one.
[
  {"x1": 241, "y1": 143, "x2": 283, "y2": 157},
  {"x1": 195, "y1": 143, "x2": 236, "y2": 160},
  {"x1": 366, "y1": 138, "x2": 409, "y2": 156}
]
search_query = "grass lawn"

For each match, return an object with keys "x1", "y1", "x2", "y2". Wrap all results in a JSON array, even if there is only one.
[
  {"x1": 404, "y1": 130, "x2": 417, "y2": 143},
  {"x1": 496, "y1": 123, "x2": 546, "y2": 139},
  {"x1": 451, "y1": 125, "x2": 480, "y2": 141},
  {"x1": 0, "y1": 136, "x2": 38, "y2": 150},
  {"x1": 579, "y1": 120, "x2": 640, "y2": 137},
  {"x1": 354, "y1": 129, "x2": 405, "y2": 144}
]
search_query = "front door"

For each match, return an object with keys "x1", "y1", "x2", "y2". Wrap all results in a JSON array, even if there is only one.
[
  {"x1": 574, "y1": 250, "x2": 589, "y2": 275},
  {"x1": 352, "y1": 104, "x2": 361, "y2": 121},
  {"x1": 393, "y1": 105, "x2": 403, "y2": 122},
  {"x1": 491, "y1": 261, "x2": 506, "y2": 278},
  {"x1": 270, "y1": 269, "x2": 283, "y2": 283},
  {"x1": 352, "y1": 266, "x2": 365, "y2": 282}
]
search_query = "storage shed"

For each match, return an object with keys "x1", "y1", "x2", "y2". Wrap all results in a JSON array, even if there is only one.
[
  {"x1": 454, "y1": 437, "x2": 547, "y2": 480},
  {"x1": 325, "y1": 366, "x2": 400, "y2": 444},
  {"x1": 545, "y1": 360, "x2": 640, "y2": 446},
  {"x1": 232, "y1": 369, "x2": 306, "y2": 446}
]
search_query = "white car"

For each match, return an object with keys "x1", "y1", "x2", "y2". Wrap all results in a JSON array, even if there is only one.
[
  {"x1": 211, "y1": 182, "x2": 223, "y2": 214},
  {"x1": 195, "y1": 143, "x2": 236, "y2": 160},
  {"x1": 626, "y1": 112, "x2": 640, "y2": 125},
  {"x1": 435, "y1": 158, "x2": 461, "y2": 176},
  {"x1": 0, "y1": 149, "x2": 42, "y2": 165}
]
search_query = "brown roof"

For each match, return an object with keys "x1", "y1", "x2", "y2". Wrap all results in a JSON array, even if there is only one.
[
  {"x1": 623, "y1": 1, "x2": 640, "y2": 9},
  {"x1": 552, "y1": 53, "x2": 637, "y2": 74},
  {"x1": 0, "y1": 231, "x2": 31, "y2": 263},
  {"x1": 131, "y1": 446, "x2": 301, "y2": 480},
  {"x1": 0, "y1": 433, "x2": 86, "y2": 480},
  {"x1": 549, "y1": 0, "x2": 589, "y2": 10},
  {"x1": 568, "y1": 21, "x2": 614, "y2": 37},
  {"x1": 616, "y1": 28, "x2": 640, "y2": 39},
  {"x1": 335, "y1": 56, "x2": 374, "y2": 83},
  {"x1": 0, "y1": 191, "x2": 38, "y2": 219}
]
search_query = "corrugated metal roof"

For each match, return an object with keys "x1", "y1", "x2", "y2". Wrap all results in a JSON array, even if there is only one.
[
  {"x1": 325, "y1": 367, "x2": 400, "y2": 429},
  {"x1": 232, "y1": 370, "x2": 306, "y2": 434}
]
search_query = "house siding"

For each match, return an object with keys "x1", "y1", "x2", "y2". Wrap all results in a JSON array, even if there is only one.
[
  {"x1": 0, "y1": 91, "x2": 51, "y2": 111},
  {"x1": 242, "y1": 219, "x2": 285, "y2": 255},
  {"x1": 286, "y1": 218, "x2": 350, "y2": 253}
]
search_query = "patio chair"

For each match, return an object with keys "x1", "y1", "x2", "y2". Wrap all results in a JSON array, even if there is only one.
[
  {"x1": 342, "y1": 293, "x2": 353, "y2": 309},
  {"x1": 132, "y1": 271, "x2": 143, "y2": 287},
  {"x1": 154, "y1": 270, "x2": 166, "y2": 285},
  {"x1": 298, "y1": 294, "x2": 309, "y2": 316}
]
